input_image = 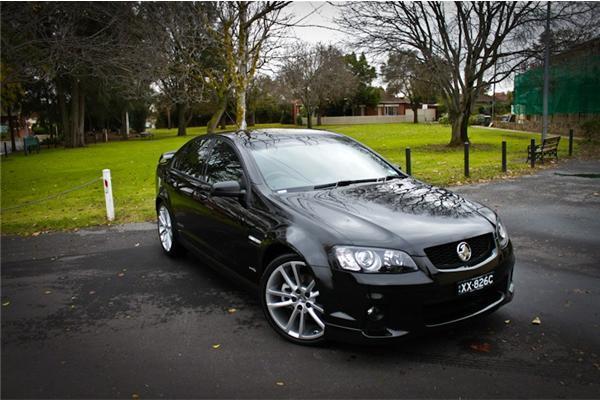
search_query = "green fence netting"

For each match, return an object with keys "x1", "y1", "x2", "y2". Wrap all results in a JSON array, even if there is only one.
[{"x1": 513, "y1": 54, "x2": 600, "y2": 115}]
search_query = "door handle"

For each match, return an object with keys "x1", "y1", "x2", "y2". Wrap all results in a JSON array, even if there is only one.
[
  {"x1": 179, "y1": 187, "x2": 193, "y2": 196},
  {"x1": 193, "y1": 190, "x2": 208, "y2": 201}
]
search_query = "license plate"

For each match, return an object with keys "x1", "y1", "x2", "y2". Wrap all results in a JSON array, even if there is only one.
[{"x1": 457, "y1": 273, "x2": 494, "y2": 295}]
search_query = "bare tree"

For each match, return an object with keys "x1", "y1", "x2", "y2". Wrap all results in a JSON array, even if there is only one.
[
  {"x1": 312, "y1": 46, "x2": 358, "y2": 125},
  {"x1": 1, "y1": 2, "x2": 155, "y2": 146},
  {"x1": 0, "y1": 64, "x2": 23, "y2": 152},
  {"x1": 338, "y1": 2, "x2": 599, "y2": 145},
  {"x1": 215, "y1": 2, "x2": 290, "y2": 130},
  {"x1": 382, "y1": 50, "x2": 440, "y2": 123},
  {"x1": 280, "y1": 43, "x2": 358, "y2": 128},
  {"x1": 128, "y1": 2, "x2": 217, "y2": 136},
  {"x1": 1, "y1": 2, "x2": 128, "y2": 147}
]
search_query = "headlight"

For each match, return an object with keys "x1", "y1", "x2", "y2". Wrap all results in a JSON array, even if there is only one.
[
  {"x1": 332, "y1": 246, "x2": 418, "y2": 273},
  {"x1": 497, "y1": 219, "x2": 509, "y2": 248}
]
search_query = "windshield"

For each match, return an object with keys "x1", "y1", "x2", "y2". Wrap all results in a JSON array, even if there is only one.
[{"x1": 249, "y1": 135, "x2": 400, "y2": 191}]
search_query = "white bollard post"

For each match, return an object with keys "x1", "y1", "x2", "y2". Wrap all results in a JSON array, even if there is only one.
[{"x1": 102, "y1": 169, "x2": 115, "y2": 221}]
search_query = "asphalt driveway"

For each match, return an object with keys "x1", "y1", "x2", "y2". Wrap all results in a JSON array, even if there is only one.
[{"x1": 2, "y1": 159, "x2": 599, "y2": 398}]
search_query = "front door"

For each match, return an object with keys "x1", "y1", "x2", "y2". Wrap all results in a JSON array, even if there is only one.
[{"x1": 197, "y1": 139, "x2": 258, "y2": 279}]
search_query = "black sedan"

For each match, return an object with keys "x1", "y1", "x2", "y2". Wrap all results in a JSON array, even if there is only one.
[{"x1": 155, "y1": 129, "x2": 515, "y2": 345}]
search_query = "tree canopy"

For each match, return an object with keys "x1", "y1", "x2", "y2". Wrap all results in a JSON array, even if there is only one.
[{"x1": 338, "y1": 1, "x2": 600, "y2": 145}]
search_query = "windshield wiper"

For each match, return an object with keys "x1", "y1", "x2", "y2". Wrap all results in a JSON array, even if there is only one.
[
  {"x1": 313, "y1": 175, "x2": 402, "y2": 190},
  {"x1": 314, "y1": 178, "x2": 380, "y2": 190}
]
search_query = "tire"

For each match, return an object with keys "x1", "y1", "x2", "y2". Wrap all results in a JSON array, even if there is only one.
[
  {"x1": 157, "y1": 203, "x2": 184, "y2": 257},
  {"x1": 260, "y1": 254, "x2": 326, "y2": 345}
]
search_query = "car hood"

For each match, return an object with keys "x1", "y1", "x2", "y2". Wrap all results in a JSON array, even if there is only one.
[{"x1": 276, "y1": 178, "x2": 495, "y2": 256}]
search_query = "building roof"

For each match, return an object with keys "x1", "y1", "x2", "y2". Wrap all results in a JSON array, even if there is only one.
[
  {"x1": 477, "y1": 92, "x2": 510, "y2": 103},
  {"x1": 378, "y1": 94, "x2": 411, "y2": 104}
]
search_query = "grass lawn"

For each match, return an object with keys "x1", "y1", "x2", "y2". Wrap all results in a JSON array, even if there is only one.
[
  {"x1": 0, "y1": 122, "x2": 580, "y2": 235},
  {"x1": 324, "y1": 123, "x2": 573, "y2": 186}
]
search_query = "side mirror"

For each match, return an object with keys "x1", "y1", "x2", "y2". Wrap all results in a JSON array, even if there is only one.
[{"x1": 211, "y1": 180, "x2": 246, "y2": 197}]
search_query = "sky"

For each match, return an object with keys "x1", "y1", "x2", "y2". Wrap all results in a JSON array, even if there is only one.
[
  {"x1": 286, "y1": 2, "x2": 347, "y2": 45},
  {"x1": 279, "y1": 1, "x2": 512, "y2": 94}
]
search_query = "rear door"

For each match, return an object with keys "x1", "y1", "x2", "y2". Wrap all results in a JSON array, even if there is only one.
[{"x1": 166, "y1": 137, "x2": 214, "y2": 250}]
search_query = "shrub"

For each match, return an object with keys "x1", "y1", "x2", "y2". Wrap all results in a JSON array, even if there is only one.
[
  {"x1": 279, "y1": 110, "x2": 293, "y2": 125},
  {"x1": 580, "y1": 120, "x2": 600, "y2": 141},
  {"x1": 32, "y1": 125, "x2": 48, "y2": 135},
  {"x1": 295, "y1": 114, "x2": 303, "y2": 126},
  {"x1": 438, "y1": 113, "x2": 450, "y2": 125},
  {"x1": 469, "y1": 114, "x2": 490, "y2": 126}
]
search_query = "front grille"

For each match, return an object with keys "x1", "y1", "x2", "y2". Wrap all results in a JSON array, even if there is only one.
[{"x1": 424, "y1": 233, "x2": 494, "y2": 270}]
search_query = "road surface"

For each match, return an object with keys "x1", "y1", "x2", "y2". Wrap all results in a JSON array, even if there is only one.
[{"x1": 2, "y1": 160, "x2": 599, "y2": 398}]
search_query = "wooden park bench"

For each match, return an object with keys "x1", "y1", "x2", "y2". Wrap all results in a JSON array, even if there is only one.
[
  {"x1": 526, "y1": 136, "x2": 560, "y2": 164},
  {"x1": 23, "y1": 136, "x2": 40, "y2": 155},
  {"x1": 139, "y1": 131, "x2": 154, "y2": 140}
]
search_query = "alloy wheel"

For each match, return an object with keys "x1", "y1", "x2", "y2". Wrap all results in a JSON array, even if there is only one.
[
  {"x1": 157, "y1": 205, "x2": 173, "y2": 252},
  {"x1": 265, "y1": 261, "x2": 325, "y2": 340}
]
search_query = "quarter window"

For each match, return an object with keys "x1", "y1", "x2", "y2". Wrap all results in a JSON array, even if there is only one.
[{"x1": 206, "y1": 141, "x2": 244, "y2": 185}]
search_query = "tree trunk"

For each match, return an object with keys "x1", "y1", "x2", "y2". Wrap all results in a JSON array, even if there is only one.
[
  {"x1": 176, "y1": 103, "x2": 187, "y2": 136},
  {"x1": 316, "y1": 111, "x2": 322, "y2": 126},
  {"x1": 449, "y1": 112, "x2": 469, "y2": 146},
  {"x1": 235, "y1": 3, "x2": 249, "y2": 130},
  {"x1": 120, "y1": 111, "x2": 129, "y2": 140},
  {"x1": 57, "y1": 79, "x2": 69, "y2": 144},
  {"x1": 7, "y1": 107, "x2": 16, "y2": 152},
  {"x1": 166, "y1": 108, "x2": 172, "y2": 130},
  {"x1": 412, "y1": 105, "x2": 419, "y2": 124},
  {"x1": 207, "y1": 95, "x2": 227, "y2": 134},
  {"x1": 78, "y1": 88, "x2": 85, "y2": 146},
  {"x1": 67, "y1": 78, "x2": 80, "y2": 148},
  {"x1": 236, "y1": 88, "x2": 247, "y2": 130},
  {"x1": 306, "y1": 106, "x2": 313, "y2": 129}
]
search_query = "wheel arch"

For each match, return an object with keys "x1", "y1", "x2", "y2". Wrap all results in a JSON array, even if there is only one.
[{"x1": 260, "y1": 242, "x2": 300, "y2": 275}]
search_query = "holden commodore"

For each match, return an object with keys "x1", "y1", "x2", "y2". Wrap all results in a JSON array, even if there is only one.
[{"x1": 155, "y1": 129, "x2": 515, "y2": 345}]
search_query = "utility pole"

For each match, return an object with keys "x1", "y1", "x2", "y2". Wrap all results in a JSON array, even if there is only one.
[
  {"x1": 542, "y1": 1, "x2": 551, "y2": 141},
  {"x1": 125, "y1": 111, "x2": 130, "y2": 138},
  {"x1": 491, "y1": 61, "x2": 497, "y2": 126}
]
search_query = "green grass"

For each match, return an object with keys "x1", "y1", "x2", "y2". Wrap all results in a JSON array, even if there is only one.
[
  {"x1": 323, "y1": 123, "x2": 573, "y2": 186},
  {"x1": 0, "y1": 122, "x2": 580, "y2": 235}
]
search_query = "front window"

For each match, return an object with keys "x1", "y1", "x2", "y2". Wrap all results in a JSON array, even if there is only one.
[
  {"x1": 205, "y1": 140, "x2": 244, "y2": 185},
  {"x1": 249, "y1": 135, "x2": 399, "y2": 191},
  {"x1": 384, "y1": 105, "x2": 398, "y2": 116},
  {"x1": 173, "y1": 138, "x2": 212, "y2": 180}
]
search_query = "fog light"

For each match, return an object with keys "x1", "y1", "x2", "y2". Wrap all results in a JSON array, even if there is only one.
[{"x1": 366, "y1": 306, "x2": 384, "y2": 321}]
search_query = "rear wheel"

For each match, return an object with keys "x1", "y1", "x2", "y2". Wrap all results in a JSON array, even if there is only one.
[
  {"x1": 261, "y1": 254, "x2": 326, "y2": 345},
  {"x1": 157, "y1": 204, "x2": 184, "y2": 257}
]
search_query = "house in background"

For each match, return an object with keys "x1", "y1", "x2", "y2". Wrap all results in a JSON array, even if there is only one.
[
  {"x1": 292, "y1": 94, "x2": 439, "y2": 125},
  {"x1": 358, "y1": 94, "x2": 438, "y2": 119},
  {"x1": 475, "y1": 92, "x2": 511, "y2": 114},
  {"x1": 0, "y1": 113, "x2": 34, "y2": 153}
]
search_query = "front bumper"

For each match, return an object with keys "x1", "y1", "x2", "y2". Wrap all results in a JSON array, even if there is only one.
[{"x1": 312, "y1": 242, "x2": 515, "y2": 343}]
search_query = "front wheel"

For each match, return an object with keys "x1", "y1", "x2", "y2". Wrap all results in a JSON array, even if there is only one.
[
  {"x1": 260, "y1": 254, "x2": 326, "y2": 345},
  {"x1": 157, "y1": 203, "x2": 184, "y2": 257}
]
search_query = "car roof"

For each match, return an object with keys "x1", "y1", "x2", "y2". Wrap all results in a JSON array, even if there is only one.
[{"x1": 218, "y1": 128, "x2": 342, "y2": 145}]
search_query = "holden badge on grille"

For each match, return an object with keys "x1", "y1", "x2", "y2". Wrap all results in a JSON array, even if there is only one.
[{"x1": 456, "y1": 241, "x2": 472, "y2": 262}]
